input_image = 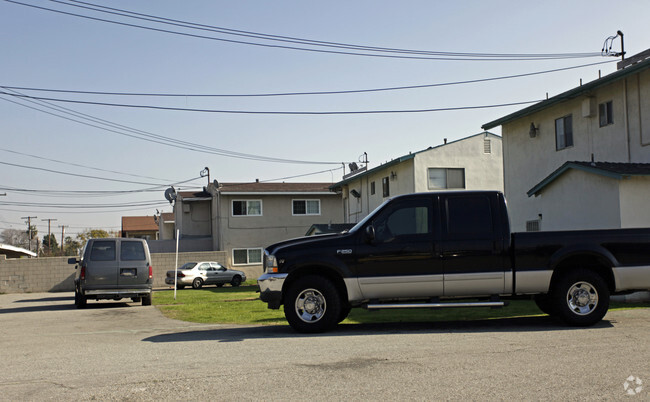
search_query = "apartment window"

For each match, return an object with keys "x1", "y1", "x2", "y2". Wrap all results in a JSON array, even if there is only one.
[
  {"x1": 233, "y1": 248, "x2": 263, "y2": 265},
  {"x1": 232, "y1": 200, "x2": 262, "y2": 216},
  {"x1": 292, "y1": 199, "x2": 321, "y2": 215},
  {"x1": 370, "y1": 181, "x2": 376, "y2": 195},
  {"x1": 428, "y1": 168, "x2": 465, "y2": 189},
  {"x1": 555, "y1": 115, "x2": 573, "y2": 150},
  {"x1": 382, "y1": 177, "x2": 390, "y2": 197},
  {"x1": 599, "y1": 101, "x2": 613, "y2": 127}
]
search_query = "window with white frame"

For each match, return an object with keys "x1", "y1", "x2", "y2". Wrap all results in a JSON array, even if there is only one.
[
  {"x1": 599, "y1": 101, "x2": 613, "y2": 127},
  {"x1": 555, "y1": 115, "x2": 573, "y2": 150},
  {"x1": 232, "y1": 248, "x2": 263, "y2": 265},
  {"x1": 232, "y1": 200, "x2": 262, "y2": 216},
  {"x1": 428, "y1": 168, "x2": 465, "y2": 189},
  {"x1": 292, "y1": 199, "x2": 321, "y2": 215}
]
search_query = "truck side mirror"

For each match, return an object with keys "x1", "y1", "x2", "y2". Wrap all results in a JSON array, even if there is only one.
[
  {"x1": 68, "y1": 257, "x2": 79, "y2": 265},
  {"x1": 365, "y1": 225, "x2": 376, "y2": 242}
]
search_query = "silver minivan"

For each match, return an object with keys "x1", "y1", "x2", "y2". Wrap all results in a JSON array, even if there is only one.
[{"x1": 68, "y1": 238, "x2": 153, "y2": 308}]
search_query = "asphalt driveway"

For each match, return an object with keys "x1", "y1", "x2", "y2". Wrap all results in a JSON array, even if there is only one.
[{"x1": 1, "y1": 292, "x2": 648, "y2": 400}]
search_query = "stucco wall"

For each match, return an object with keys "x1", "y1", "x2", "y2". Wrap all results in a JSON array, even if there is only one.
[
  {"x1": 502, "y1": 69, "x2": 650, "y2": 231},
  {"x1": 344, "y1": 160, "x2": 415, "y2": 224},
  {"x1": 534, "y1": 170, "x2": 621, "y2": 231},
  {"x1": 413, "y1": 134, "x2": 503, "y2": 193},
  {"x1": 215, "y1": 193, "x2": 342, "y2": 269},
  {"x1": 619, "y1": 176, "x2": 650, "y2": 228},
  {"x1": 0, "y1": 250, "x2": 264, "y2": 294},
  {"x1": 340, "y1": 133, "x2": 503, "y2": 224}
]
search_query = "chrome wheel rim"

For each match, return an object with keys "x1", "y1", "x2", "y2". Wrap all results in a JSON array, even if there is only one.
[
  {"x1": 566, "y1": 281, "x2": 598, "y2": 315},
  {"x1": 295, "y1": 288, "x2": 326, "y2": 323}
]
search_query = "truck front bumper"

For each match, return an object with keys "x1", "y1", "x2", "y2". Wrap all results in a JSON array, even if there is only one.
[{"x1": 257, "y1": 273, "x2": 288, "y2": 309}]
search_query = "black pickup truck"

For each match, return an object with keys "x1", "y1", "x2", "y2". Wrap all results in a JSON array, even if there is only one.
[{"x1": 258, "y1": 191, "x2": 650, "y2": 332}]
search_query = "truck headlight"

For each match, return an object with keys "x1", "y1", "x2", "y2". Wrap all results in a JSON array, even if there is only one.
[{"x1": 265, "y1": 252, "x2": 278, "y2": 274}]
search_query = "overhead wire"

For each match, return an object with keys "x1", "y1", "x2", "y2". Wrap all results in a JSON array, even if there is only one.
[
  {"x1": 0, "y1": 89, "x2": 344, "y2": 165},
  {"x1": 59, "y1": 0, "x2": 601, "y2": 59},
  {"x1": 0, "y1": 147, "x2": 181, "y2": 182},
  {"x1": 0, "y1": 60, "x2": 616, "y2": 98},
  {"x1": 0, "y1": 159, "x2": 202, "y2": 186},
  {"x1": 4, "y1": 0, "x2": 603, "y2": 61},
  {"x1": 0, "y1": 91, "x2": 544, "y2": 114}
]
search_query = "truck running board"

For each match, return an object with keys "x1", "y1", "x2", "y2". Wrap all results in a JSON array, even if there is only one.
[{"x1": 365, "y1": 301, "x2": 506, "y2": 310}]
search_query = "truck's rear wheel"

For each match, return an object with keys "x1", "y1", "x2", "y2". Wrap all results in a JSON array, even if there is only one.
[
  {"x1": 551, "y1": 269, "x2": 609, "y2": 326},
  {"x1": 284, "y1": 276, "x2": 342, "y2": 333}
]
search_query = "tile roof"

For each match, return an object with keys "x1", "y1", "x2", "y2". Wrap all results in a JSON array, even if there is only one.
[{"x1": 121, "y1": 216, "x2": 158, "y2": 232}]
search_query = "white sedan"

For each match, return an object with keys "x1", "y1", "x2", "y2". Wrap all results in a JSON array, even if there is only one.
[{"x1": 165, "y1": 262, "x2": 246, "y2": 289}]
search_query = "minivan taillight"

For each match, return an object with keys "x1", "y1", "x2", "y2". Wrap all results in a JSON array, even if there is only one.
[
  {"x1": 148, "y1": 265, "x2": 153, "y2": 279},
  {"x1": 80, "y1": 265, "x2": 86, "y2": 280}
]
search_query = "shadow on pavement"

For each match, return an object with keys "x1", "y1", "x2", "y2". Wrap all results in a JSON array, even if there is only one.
[
  {"x1": 14, "y1": 295, "x2": 74, "y2": 303},
  {"x1": 142, "y1": 316, "x2": 615, "y2": 343},
  {"x1": 0, "y1": 297, "x2": 138, "y2": 314}
]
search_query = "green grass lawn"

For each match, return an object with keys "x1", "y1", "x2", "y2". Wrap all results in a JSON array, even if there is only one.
[{"x1": 153, "y1": 284, "x2": 650, "y2": 326}]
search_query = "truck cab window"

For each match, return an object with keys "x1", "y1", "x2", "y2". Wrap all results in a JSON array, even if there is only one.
[
  {"x1": 373, "y1": 203, "x2": 431, "y2": 243},
  {"x1": 445, "y1": 195, "x2": 493, "y2": 237}
]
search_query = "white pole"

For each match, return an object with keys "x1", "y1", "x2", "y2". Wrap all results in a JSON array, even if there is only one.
[{"x1": 174, "y1": 229, "x2": 180, "y2": 300}]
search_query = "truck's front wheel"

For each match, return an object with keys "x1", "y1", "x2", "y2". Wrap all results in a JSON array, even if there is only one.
[
  {"x1": 284, "y1": 276, "x2": 342, "y2": 333},
  {"x1": 551, "y1": 269, "x2": 609, "y2": 326}
]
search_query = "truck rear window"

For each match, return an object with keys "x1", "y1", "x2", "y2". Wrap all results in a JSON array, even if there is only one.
[
  {"x1": 120, "y1": 242, "x2": 146, "y2": 261},
  {"x1": 90, "y1": 241, "x2": 116, "y2": 261}
]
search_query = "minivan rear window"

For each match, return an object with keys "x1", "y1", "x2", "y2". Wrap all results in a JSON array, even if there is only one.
[
  {"x1": 121, "y1": 241, "x2": 146, "y2": 261},
  {"x1": 90, "y1": 241, "x2": 116, "y2": 261}
]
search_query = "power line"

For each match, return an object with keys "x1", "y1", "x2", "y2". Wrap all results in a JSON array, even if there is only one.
[
  {"x1": 0, "y1": 160, "x2": 202, "y2": 186},
  {"x1": 58, "y1": 0, "x2": 600, "y2": 59},
  {"x1": 0, "y1": 91, "x2": 543, "y2": 114},
  {"x1": 0, "y1": 90, "x2": 345, "y2": 165},
  {"x1": 0, "y1": 60, "x2": 615, "y2": 98},
  {"x1": 4, "y1": 0, "x2": 603, "y2": 61},
  {"x1": 0, "y1": 200, "x2": 167, "y2": 209},
  {"x1": 0, "y1": 147, "x2": 181, "y2": 182}
]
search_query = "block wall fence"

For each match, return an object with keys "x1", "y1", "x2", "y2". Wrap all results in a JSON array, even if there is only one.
[{"x1": 0, "y1": 251, "x2": 262, "y2": 294}]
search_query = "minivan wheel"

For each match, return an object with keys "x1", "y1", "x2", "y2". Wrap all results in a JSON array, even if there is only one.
[
  {"x1": 192, "y1": 278, "x2": 203, "y2": 289},
  {"x1": 230, "y1": 276, "x2": 242, "y2": 287}
]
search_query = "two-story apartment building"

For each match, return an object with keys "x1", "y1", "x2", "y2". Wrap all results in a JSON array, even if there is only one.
[
  {"x1": 164, "y1": 181, "x2": 342, "y2": 269},
  {"x1": 482, "y1": 50, "x2": 650, "y2": 232},
  {"x1": 330, "y1": 132, "x2": 503, "y2": 223}
]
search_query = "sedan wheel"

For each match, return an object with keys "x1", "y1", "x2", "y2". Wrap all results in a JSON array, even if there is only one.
[
  {"x1": 230, "y1": 276, "x2": 242, "y2": 287},
  {"x1": 192, "y1": 278, "x2": 203, "y2": 289}
]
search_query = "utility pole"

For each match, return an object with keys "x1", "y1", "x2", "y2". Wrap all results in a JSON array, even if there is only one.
[
  {"x1": 42, "y1": 218, "x2": 57, "y2": 254},
  {"x1": 21, "y1": 216, "x2": 37, "y2": 252},
  {"x1": 58, "y1": 225, "x2": 68, "y2": 256}
]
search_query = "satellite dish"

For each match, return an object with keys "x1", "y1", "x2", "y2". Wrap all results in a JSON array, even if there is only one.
[{"x1": 164, "y1": 187, "x2": 177, "y2": 204}]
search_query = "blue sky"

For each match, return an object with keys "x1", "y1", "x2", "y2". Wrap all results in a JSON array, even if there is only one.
[{"x1": 1, "y1": 0, "x2": 649, "y2": 239}]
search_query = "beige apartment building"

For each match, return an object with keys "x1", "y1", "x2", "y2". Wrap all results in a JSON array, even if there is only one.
[{"x1": 483, "y1": 50, "x2": 650, "y2": 232}]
